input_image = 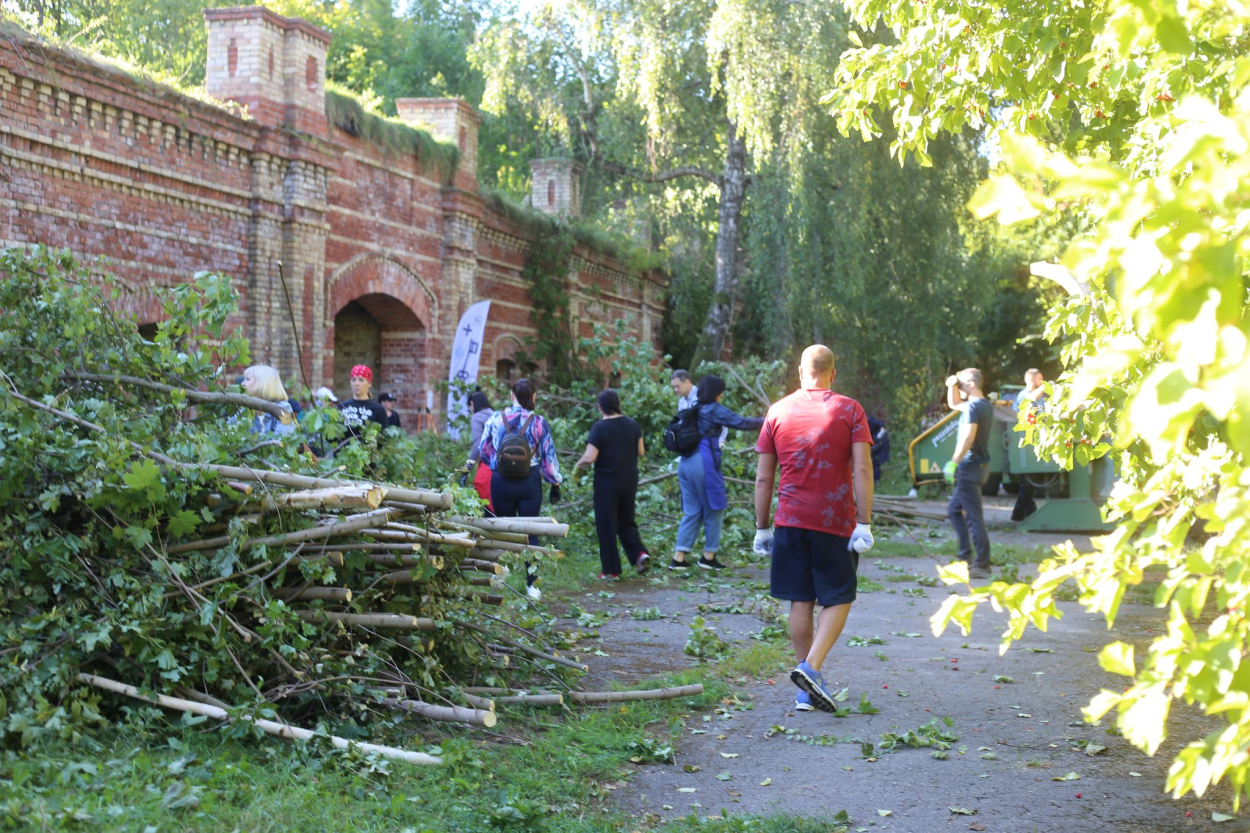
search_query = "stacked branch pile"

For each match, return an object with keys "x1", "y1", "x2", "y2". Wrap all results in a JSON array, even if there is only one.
[{"x1": 0, "y1": 249, "x2": 700, "y2": 763}]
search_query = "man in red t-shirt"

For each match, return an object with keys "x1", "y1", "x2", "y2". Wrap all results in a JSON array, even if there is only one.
[{"x1": 753, "y1": 344, "x2": 875, "y2": 713}]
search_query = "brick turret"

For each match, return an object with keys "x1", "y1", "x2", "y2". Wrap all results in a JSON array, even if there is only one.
[
  {"x1": 203, "y1": 6, "x2": 330, "y2": 135},
  {"x1": 395, "y1": 98, "x2": 480, "y2": 190},
  {"x1": 530, "y1": 158, "x2": 583, "y2": 217}
]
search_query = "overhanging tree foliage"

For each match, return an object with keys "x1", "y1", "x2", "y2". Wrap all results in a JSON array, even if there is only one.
[{"x1": 830, "y1": 0, "x2": 1250, "y2": 806}]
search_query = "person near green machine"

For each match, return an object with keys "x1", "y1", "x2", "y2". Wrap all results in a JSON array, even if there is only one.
[
  {"x1": 944, "y1": 369, "x2": 993, "y2": 579},
  {"x1": 1011, "y1": 368, "x2": 1047, "y2": 521}
]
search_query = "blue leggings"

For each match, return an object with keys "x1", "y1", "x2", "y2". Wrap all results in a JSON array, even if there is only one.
[{"x1": 676, "y1": 453, "x2": 723, "y2": 553}]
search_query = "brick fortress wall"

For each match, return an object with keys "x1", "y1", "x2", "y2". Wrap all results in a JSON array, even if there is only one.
[{"x1": 0, "y1": 6, "x2": 666, "y2": 429}]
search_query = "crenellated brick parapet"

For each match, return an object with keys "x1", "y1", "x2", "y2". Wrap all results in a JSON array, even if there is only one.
[{"x1": 0, "y1": 8, "x2": 665, "y2": 431}]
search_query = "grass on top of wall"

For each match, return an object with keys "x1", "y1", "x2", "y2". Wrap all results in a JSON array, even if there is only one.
[
  {"x1": 325, "y1": 83, "x2": 460, "y2": 184},
  {"x1": 0, "y1": 18, "x2": 247, "y2": 117},
  {"x1": 480, "y1": 188, "x2": 664, "y2": 273}
]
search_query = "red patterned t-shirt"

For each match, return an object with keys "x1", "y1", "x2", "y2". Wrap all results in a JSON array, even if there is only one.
[{"x1": 755, "y1": 388, "x2": 872, "y2": 536}]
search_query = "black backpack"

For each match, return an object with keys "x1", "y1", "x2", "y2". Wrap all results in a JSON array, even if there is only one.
[
  {"x1": 663, "y1": 406, "x2": 704, "y2": 456},
  {"x1": 497, "y1": 413, "x2": 537, "y2": 477}
]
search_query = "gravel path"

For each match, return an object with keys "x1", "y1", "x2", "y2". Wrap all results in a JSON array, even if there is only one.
[{"x1": 558, "y1": 544, "x2": 1239, "y2": 831}]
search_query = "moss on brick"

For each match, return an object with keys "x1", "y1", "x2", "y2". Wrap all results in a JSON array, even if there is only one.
[{"x1": 325, "y1": 84, "x2": 459, "y2": 184}]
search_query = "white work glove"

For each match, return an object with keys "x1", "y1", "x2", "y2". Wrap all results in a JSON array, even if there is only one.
[
  {"x1": 849, "y1": 523, "x2": 874, "y2": 554},
  {"x1": 753, "y1": 528, "x2": 774, "y2": 556}
]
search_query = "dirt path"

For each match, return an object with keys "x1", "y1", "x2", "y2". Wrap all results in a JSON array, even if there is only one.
[{"x1": 558, "y1": 548, "x2": 1238, "y2": 831}]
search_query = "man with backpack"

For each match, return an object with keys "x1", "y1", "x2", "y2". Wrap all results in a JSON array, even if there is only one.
[{"x1": 476, "y1": 379, "x2": 563, "y2": 600}]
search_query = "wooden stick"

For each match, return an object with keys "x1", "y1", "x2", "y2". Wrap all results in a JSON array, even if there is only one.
[
  {"x1": 454, "y1": 624, "x2": 586, "y2": 671},
  {"x1": 460, "y1": 688, "x2": 565, "y2": 706},
  {"x1": 295, "y1": 611, "x2": 436, "y2": 630},
  {"x1": 431, "y1": 590, "x2": 503, "y2": 606},
  {"x1": 448, "y1": 517, "x2": 569, "y2": 538},
  {"x1": 175, "y1": 686, "x2": 231, "y2": 710},
  {"x1": 496, "y1": 693, "x2": 563, "y2": 706},
  {"x1": 252, "y1": 486, "x2": 386, "y2": 512},
  {"x1": 196, "y1": 465, "x2": 452, "y2": 510},
  {"x1": 167, "y1": 507, "x2": 403, "y2": 554},
  {"x1": 381, "y1": 500, "x2": 433, "y2": 513},
  {"x1": 384, "y1": 697, "x2": 496, "y2": 728},
  {"x1": 355, "y1": 554, "x2": 443, "y2": 570},
  {"x1": 298, "y1": 543, "x2": 421, "y2": 553},
  {"x1": 377, "y1": 522, "x2": 475, "y2": 547},
  {"x1": 568, "y1": 684, "x2": 704, "y2": 703},
  {"x1": 367, "y1": 528, "x2": 476, "y2": 549},
  {"x1": 460, "y1": 559, "x2": 503, "y2": 575},
  {"x1": 374, "y1": 565, "x2": 443, "y2": 586},
  {"x1": 271, "y1": 586, "x2": 352, "y2": 603},
  {"x1": 725, "y1": 363, "x2": 773, "y2": 411},
  {"x1": 285, "y1": 553, "x2": 344, "y2": 568},
  {"x1": 64, "y1": 371, "x2": 290, "y2": 418},
  {"x1": 466, "y1": 539, "x2": 563, "y2": 556},
  {"x1": 78, "y1": 673, "x2": 441, "y2": 765},
  {"x1": 471, "y1": 546, "x2": 562, "y2": 562},
  {"x1": 462, "y1": 692, "x2": 497, "y2": 711}
]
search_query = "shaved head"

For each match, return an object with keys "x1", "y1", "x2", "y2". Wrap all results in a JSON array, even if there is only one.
[
  {"x1": 799, "y1": 344, "x2": 836, "y2": 388},
  {"x1": 802, "y1": 345, "x2": 835, "y2": 376}
]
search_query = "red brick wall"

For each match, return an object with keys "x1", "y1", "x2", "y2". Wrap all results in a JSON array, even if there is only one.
[{"x1": 0, "y1": 20, "x2": 667, "y2": 433}]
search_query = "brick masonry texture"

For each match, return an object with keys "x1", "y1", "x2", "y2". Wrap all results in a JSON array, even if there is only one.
[{"x1": 0, "y1": 7, "x2": 665, "y2": 431}]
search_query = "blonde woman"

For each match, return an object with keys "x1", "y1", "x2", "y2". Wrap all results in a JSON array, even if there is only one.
[{"x1": 240, "y1": 365, "x2": 297, "y2": 436}]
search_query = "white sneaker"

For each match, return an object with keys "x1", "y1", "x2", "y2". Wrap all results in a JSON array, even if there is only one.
[{"x1": 526, "y1": 585, "x2": 542, "y2": 602}]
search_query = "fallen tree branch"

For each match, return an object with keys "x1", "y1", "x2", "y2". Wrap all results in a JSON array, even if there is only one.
[
  {"x1": 79, "y1": 673, "x2": 441, "y2": 765},
  {"x1": 64, "y1": 371, "x2": 288, "y2": 418}
]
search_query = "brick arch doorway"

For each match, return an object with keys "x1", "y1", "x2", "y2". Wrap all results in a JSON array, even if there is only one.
[{"x1": 328, "y1": 256, "x2": 434, "y2": 421}]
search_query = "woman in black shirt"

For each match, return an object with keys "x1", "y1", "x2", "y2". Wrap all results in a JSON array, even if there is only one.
[{"x1": 574, "y1": 389, "x2": 651, "y2": 578}]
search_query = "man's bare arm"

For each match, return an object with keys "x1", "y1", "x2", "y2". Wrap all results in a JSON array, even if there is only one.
[
  {"x1": 755, "y1": 452, "x2": 778, "y2": 529},
  {"x1": 852, "y1": 443, "x2": 873, "y2": 525},
  {"x1": 947, "y1": 377, "x2": 962, "y2": 410},
  {"x1": 950, "y1": 423, "x2": 977, "y2": 466}
]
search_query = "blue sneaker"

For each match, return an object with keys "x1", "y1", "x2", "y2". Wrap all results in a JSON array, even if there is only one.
[
  {"x1": 794, "y1": 689, "x2": 815, "y2": 712},
  {"x1": 790, "y1": 661, "x2": 836, "y2": 713}
]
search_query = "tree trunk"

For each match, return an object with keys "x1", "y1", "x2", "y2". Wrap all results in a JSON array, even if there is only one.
[{"x1": 691, "y1": 121, "x2": 748, "y2": 370}]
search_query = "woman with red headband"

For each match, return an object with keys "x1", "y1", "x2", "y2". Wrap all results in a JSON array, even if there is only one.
[{"x1": 339, "y1": 365, "x2": 388, "y2": 443}]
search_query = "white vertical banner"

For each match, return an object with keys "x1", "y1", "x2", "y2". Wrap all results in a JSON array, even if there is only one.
[{"x1": 445, "y1": 300, "x2": 491, "y2": 439}]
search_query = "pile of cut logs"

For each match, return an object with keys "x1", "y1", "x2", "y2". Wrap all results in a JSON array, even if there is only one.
[{"x1": 70, "y1": 462, "x2": 700, "y2": 765}]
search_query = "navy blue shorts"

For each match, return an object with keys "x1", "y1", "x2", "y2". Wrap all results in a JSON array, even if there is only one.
[{"x1": 770, "y1": 526, "x2": 858, "y2": 607}]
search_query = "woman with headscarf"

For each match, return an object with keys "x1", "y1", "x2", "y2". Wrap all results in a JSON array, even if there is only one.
[
  {"x1": 478, "y1": 379, "x2": 563, "y2": 600},
  {"x1": 465, "y1": 391, "x2": 495, "y2": 510},
  {"x1": 239, "y1": 365, "x2": 297, "y2": 436},
  {"x1": 574, "y1": 389, "x2": 651, "y2": 579},
  {"x1": 672, "y1": 374, "x2": 764, "y2": 571}
]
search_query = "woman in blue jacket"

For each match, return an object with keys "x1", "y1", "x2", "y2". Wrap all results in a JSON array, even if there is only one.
[{"x1": 672, "y1": 375, "x2": 764, "y2": 571}]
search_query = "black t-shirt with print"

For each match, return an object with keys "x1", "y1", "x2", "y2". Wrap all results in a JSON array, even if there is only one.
[
  {"x1": 587, "y1": 416, "x2": 642, "y2": 477},
  {"x1": 339, "y1": 398, "x2": 389, "y2": 440}
]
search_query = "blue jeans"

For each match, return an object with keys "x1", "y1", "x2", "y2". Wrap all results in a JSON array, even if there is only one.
[
  {"x1": 948, "y1": 462, "x2": 991, "y2": 569},
  {"x1": 676, "y1": 454, "x2": 724, "y2": 553}
]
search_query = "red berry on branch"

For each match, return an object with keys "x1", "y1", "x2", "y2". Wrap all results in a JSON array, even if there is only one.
[{"x1": 899, "y1": 81, "x2": 908, "y2": 88}]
